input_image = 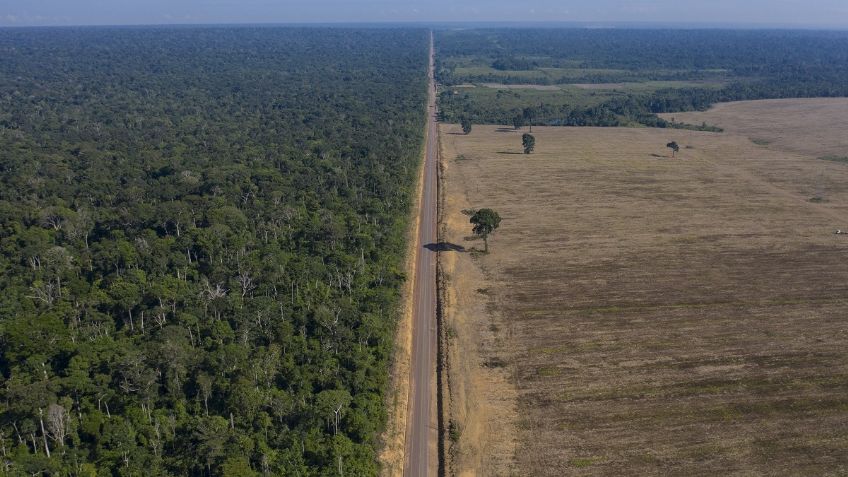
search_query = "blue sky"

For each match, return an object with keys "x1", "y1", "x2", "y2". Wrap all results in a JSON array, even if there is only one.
[{"x1": 1, "y1": 0, "x2": 847, "y2": 27}]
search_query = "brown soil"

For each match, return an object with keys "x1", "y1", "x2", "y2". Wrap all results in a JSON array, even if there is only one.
[{"x1": 439, "y1": 102, "x2": 848, "y2": 475}]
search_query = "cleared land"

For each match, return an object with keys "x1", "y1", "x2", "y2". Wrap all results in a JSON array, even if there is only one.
[
  {"x1": 663, "y1": 98, "x2": 848, "y2": 158},
  {"x1": 440, "y1": 100, "x2": 848, "y2": 475}
]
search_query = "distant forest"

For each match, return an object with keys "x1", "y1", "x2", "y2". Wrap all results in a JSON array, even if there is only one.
[
  {"x1": 0, "y1": 27, "x2": 427, "y2": 475},
  {"x1": 436, "y1": 29, "x2": 848, "y2": 127}
]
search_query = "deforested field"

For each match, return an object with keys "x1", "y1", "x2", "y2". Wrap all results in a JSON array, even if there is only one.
[
  {"x1": 662, "y1": 98, "x2": 848, "y2": 158},
  {"x1": 439, "y1": 100, "x2": 848, "y2": 475}
]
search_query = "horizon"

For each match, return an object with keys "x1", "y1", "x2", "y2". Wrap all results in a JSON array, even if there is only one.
[
  {"x1": 1, "y1": 20, "x2": 848, "y2": 31},
  {"x1": 2, "y1": 0, "x2": 848, "y2": 29}
]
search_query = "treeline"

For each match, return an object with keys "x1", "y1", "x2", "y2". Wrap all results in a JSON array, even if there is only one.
[
  {"x1": 437, "y1": 28, "x2": 848, "y2": 75},
  {"x1": 436, "y1": 29, "x2": 848, "y2": 127},
  {"x1": 444, "y1": 68, "x2": 714, "y2": 85},
  {"x1": 0, "y1": 27, "x2": 428, "y2": 475}
]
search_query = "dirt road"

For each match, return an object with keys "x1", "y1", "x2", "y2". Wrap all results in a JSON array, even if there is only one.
[{"x1": 404, "y1": 31, "x2": 439, "y2": 477}]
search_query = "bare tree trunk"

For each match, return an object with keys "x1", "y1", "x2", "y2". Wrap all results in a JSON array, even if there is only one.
[
  {"x1": 38, "y1": 410, "x2": 50, "y2": 458},
  {"x1": 12, "y1": 422, "x2": 22, "y2": 445}
]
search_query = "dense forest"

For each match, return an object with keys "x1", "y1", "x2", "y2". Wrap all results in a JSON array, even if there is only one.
[
  {"x1": 0, "y1": 27, "x2": 428, "y2": 475},
  {"x1": 436, "y1": 29, "x2": 848, "y2": 126}
]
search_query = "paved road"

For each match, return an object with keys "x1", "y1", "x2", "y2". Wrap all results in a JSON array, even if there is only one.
[{"x1": 405, "y1": 31, "x2": 439, "y2": 477}]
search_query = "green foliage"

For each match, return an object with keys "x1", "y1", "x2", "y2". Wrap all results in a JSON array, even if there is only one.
[
  {"x1": 436, "y1": 29, "x2": 848, "y2": 128},
  {"x1": 512, "y1": 114, "x2": 525, "y2": 130},
  {"x1": 522, "y1": 134, "x2": 536, "y2": 154},
  {"x1": 470, "y1": 209, "x2": 502, "y2": 253},
  {"x1": 667, "y1": 141, "x2": 680, "y2": 157},
  {"x1": 819, "y1": 155, "x2": 848, "y2": 164},
  {"x1": 460, "y1": 117, "x2": 472, "y2": 135},
  {"x1": 0, "y1": 26, "x2": 429, "y2": 475},
  {"x1": 448, "y1": 420, "x2": 461, "y2": 443}
]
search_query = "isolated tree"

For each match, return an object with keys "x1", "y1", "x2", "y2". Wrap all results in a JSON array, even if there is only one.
[
  {"x1": 667, "y1": 141, "x2": 680, "y2": 158},
  {"x1": 522, "y1": 107, "x2": 536, "y2": 132},
  {"x1": 461, "y1": 117, "x2": 472, "y2": 135},
  {"x1": 522, "y1": 133, "x2": 536, "y2": 154},
  {"x1": 470, "y1": 208, "x2": 502, "y2": 253},
  {"x1": 512, "y1": 114, "x2": 525, "y2": 130}
]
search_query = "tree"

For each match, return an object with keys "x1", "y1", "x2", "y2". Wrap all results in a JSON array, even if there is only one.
[
  {"x1": 512, "y1": 114, "x2": 524, "y2": 130},
  {"x1": 0, "y1": 27, "x2": 431, "y2": 476},
  {"x1": 666, "y1": 141, "x2": 680, "y2": 158},
  {"x1": 522, "y1": 107, "x2": 536, "y2": 132},
  {"x1": 46, "y1": 403, "x2": 69, "y2": 450},
  {"x1": 460, "y1": 117, "x2": 472, "y2": 135},
  {"x1": 470, "y1": 209, "x2": 502, "y2": 253},
  {"x1": 522, "y1": 133, "x2": 536, "y2": 154}
]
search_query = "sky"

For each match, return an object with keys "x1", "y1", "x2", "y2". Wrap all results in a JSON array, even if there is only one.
[{"x1": 1, "y1": 0, "x2": 848, "y2": 28}]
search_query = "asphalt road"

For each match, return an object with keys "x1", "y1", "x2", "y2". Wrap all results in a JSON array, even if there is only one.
[{"x1": 404, "y1": 31, "x2": 439, "y2": 477}]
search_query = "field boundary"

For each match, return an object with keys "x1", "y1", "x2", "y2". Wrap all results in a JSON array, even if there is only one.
[{"x1": 435, "y1": 126, "x2": 450, "y2": 477}]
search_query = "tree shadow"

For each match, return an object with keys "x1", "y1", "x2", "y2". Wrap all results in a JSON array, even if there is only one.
[
  {"x1": 495, "y1": 128, "x2": 518, "y2": 133},
  {"x1": 446, "y1": 132, "x2": 468, "y2": 136},
  {"x1": 497, "y1": 151, "x2": 525, "y2": 155},
  {"x1": 424, "y1": 242, "x2": 466, "y2": 252}
]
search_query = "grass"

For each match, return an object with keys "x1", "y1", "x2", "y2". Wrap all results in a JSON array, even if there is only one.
[
  {"x1": 453, "y1": 65, "x2": 631, "y2": 82},
  {"x1": 569, "y1": 457, "x2": 596, "y2": 468},
  {"x1": 663, "y1": 98, "x2": 848, "y2": 159},
  {"x1": 439, "y1": 100, "x2": 848, "y2": 475},
  {"x1": 448, "y1": 420, "x2": 462, "y2": 443}
]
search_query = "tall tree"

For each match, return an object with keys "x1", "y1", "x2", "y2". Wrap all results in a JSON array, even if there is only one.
[
  {"x1": 512, "y1": 114, "x2": 525, "y2": 130},
  {"x1": 470, "y1": 209, "x2": 502, "y2": 253},
  {"x1": 523, "y1": 107, "x2": 536, "y2": 132}
]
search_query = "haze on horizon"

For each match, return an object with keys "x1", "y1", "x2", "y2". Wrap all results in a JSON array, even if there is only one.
[{"x1": 1, "y1": 0, "x2": 848, "y2": 28}]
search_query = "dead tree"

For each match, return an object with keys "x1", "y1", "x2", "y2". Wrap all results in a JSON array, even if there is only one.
[{"x1": 46, "y1": 404, "x2": 68, "y2": 450}]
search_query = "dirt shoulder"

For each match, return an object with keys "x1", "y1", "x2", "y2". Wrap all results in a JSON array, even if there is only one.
[
  {"x1": 379, "y1": 121, "x2": 427, "y2": 477},
  {"x1": 439, "y1": 124, "x2": 520, "y2": 476}
]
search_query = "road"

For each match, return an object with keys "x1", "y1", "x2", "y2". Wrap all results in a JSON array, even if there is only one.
[{"x1": 404, "y1": 31, "x2": 439, "y2": 477}]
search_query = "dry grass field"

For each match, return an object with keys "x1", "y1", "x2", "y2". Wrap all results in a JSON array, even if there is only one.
[
  {"x1": 439, "y1": 101, "x2": 848, "y2": 476},
  {"x1": 663, "y1": 98, "x2": 848, "y2": 158}
]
